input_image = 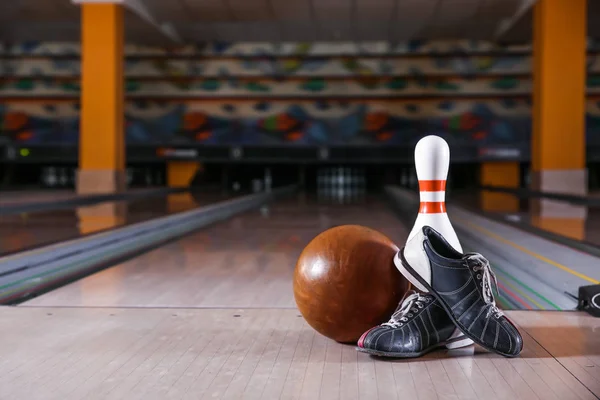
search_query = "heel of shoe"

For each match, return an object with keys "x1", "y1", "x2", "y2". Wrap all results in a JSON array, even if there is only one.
[
  {"x1": 445, "y1": 327, "x2": 474, "y2": 349},
  {"x1": 394, "y1": 250, "x2": 429, "y2": 293}
]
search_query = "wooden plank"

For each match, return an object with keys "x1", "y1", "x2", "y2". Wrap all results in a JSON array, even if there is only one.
[
  {"x1": 4, "y1": 199, "x2": 599, "y2": 399},
  {"x1": 22, "y1": 199, "x2": 407, "y2": 309},
  {"x1": 511, "y1": 311, "x2": 600, "y2": 398},
  {"x1": 0, "y1": 309, "x2": 597, "y2": 399}
]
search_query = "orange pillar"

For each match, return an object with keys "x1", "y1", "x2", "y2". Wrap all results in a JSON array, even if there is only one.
[
  {"x1": 75, "y1": 2, "x2": 126, "y2": 231},
  {"x1": 532, "y1": 0, "x2": 587, "y2": 201},
  {"x1": 77, "y1": 2, "x2": 125, "y2": 195},
  {"x1": 480, "y1": 162, "x2": 520, "y2": 212},
  {"x1": 531, "y1": 0, "x2": 587, "y2": 239}
]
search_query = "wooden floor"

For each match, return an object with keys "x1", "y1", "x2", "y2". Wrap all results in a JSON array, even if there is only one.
[
  {"x1": 0, "y1": 308, "x2": 598, "y2": 400},
  {"x1": 3, "y1": 198, "x2": 599, "y2": 399},
  {"x1": 22, "y1": 198, "x2": 407, "y2": 309}
]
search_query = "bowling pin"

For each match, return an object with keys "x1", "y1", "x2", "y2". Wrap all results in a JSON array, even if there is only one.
[
  {"x1": 47, "y1": 167, "x2": 57, "y2": 187},
  {"x1": 406, "y1": 135, "x2": 462, "y2": 252}
]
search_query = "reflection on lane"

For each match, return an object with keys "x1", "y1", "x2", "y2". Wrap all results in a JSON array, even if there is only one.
[
  {"x1": 0, "y1": 190, "x2": 80, "y2": 207},
  {"x1": 22, "y1": 195, "x2": 408, "y2": 309},
  {"x1": 0, "y1": 190, "x2": 230, "y2": 255},
  {"x1": 454, "y1": 189, "x2": 595, "y2": 246}
]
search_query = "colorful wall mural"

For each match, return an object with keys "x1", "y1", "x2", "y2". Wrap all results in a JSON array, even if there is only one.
[{"x1": 1, "y1": 40, "x2": 600, "y2": 147}]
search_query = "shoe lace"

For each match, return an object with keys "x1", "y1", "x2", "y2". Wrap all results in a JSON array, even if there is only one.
[
  {"x1": 382, "y1": 291, "x2": 430, "y2": 328},
  {"x1": 468, "y1": 254, "x2": 504, "y2": 319}
]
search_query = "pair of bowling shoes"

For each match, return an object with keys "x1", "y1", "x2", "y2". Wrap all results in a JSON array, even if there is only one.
[{"x1": 357, "y1": 226, "x2": 523, "y2": 358}]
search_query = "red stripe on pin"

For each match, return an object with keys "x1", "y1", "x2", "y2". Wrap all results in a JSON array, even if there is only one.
[
  {"x1": 419, "y1": 202, "x2": 446, "y2": 213},
  {"x1": 419, "y1": 180, "x2": 446, "y2": 191}
]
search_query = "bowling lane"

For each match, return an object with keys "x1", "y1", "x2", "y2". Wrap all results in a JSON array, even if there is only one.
[
  {"x1": 0, "y1": 190, "x2": 230, "y2": 256},
  {"x1": 0, "y1": 189, "x2": 80, "y2": 207},
  {"x1": 21, "y1": 196, "x2": 408, "y2": 308},
  {"x1": 455, "y1": 190, "x2": 600, "y2": 247}
]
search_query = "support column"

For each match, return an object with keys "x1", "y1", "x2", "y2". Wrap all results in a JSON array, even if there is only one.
[
  {"x1": 532, "y1": 0, "x2": 587, "y2": 207},
  {"x1": 480, "y1": 162, "x2": 520, "y2": 212},
  {"x1": 77, "y1": 2, "x2": 125, "y2": 195},
  {"x1": 531, "y1": 0, "x2": 587, "y2": 239}
]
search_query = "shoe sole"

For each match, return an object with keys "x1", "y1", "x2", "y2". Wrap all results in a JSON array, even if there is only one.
[
  {"x1": 356, "y1": 335, "x2": 472, "y2": 358},
  {"x1": 397, "y1": 248, "x2": 520, "y2": 358}
]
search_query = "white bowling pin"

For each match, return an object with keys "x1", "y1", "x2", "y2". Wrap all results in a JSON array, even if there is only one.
[
  {"x1": 407, "y1": 135, "x2": 462, "y2": 252},
  {"x1": 47, "y1": 167, "x2": 57, "y2": 187}
]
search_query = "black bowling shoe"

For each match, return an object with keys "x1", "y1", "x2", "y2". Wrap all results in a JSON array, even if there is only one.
[
  {"x1": 395, "y1": 226, "x2": 523, "y2": 357},
  {"x1": 356, "y1": 291, "x2": 472, "y2": 357}
]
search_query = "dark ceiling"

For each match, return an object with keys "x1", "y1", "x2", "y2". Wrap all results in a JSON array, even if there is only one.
[{"x1": 0, "y1": 0, "x2": 594, "y2": 47}]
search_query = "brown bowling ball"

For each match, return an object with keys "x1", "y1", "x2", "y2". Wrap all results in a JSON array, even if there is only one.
[{"x1": 293, "y1": 225, "x2": 409, "y2": 343}]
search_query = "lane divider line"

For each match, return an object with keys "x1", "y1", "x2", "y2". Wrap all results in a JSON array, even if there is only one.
[
  {"x1": 492, "y1": 264, "x2": 562, "y2": 310},
  {"x1": 467, "y1": 246, "x2": 545, "y2": 310},
  {"x1": 495, "y1": 273, "x2": 543, "y2": 310},
  {"x1": 495, "y1": 296, "x2": 511, "y2": 310},
  {"x1": 456, "y1": 216, "x2": 599, "y2": 285},
  {"x1": 497, "y1": 281, "x2": 532, "y2": 310},
  {"x1": 496, "y1": 290, "x2": 520, "y2": 311}
]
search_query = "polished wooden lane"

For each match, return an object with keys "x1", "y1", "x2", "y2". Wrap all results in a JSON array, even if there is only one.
[
  {"x1": 510, "y1": 311, "x2": 600, "y2": 397},
  {"x1": 22, "y1": 197, "x2": 407, "y2": 308},
  {"x1": 0, "y1": 189, "x2": 79, "y2": 206},
  {"x1": 0, "y1": 307, "x2": 598, "y2": 400},
  {"x1": 9, "y1": 197, "x2": 600, "y2": 399},
  {"x1": 0, "y1": 191, "x2": 224, "y2": 255}
]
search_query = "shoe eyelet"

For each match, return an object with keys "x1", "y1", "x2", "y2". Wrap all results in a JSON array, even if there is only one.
[
  {"x1": 408, "y1": 313, "x2": 413, "y2": 317},
  {"x1": 411, "y1": 308, "x2": 417, "y2": 313},
  {"x1": 477, "y1": 274, "x2": 482, "y2": 279}
]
